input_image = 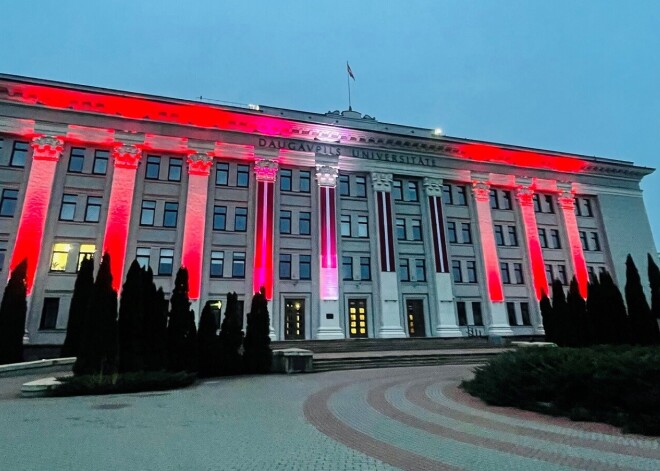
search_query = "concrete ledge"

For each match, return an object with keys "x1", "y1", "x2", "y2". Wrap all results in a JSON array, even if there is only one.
[
  {"x1": 21, "y1": 377, "x2": 63, "y2": 397},
  {"x1": 510, "y1": 341, "x2": 557, "y2": 348},
  {"x1": 0, "y1": 358, "x2": 75, "y2": 377},
  {"x1": 272, "y1": 348, "x2": 313, "y2": 374}
]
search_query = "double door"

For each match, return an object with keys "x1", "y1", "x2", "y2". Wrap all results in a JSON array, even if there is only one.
[
  {"x1": 284, "y1": 299, "x2": 305, "y2": 340},
  {"x1": 406, "y1": 299, "x2": 426, "y2": 337}
]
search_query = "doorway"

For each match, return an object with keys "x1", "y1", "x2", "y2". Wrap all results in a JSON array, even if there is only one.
[
  {"x1": 406, "y1": 299, "x2": 426, "y2": 337},
  {"x1": 348, "y1": 299, "x2": 368, "y2": 338},
  {"x1": 284, "y1": 298, "x2": 305, "y2": 340}
]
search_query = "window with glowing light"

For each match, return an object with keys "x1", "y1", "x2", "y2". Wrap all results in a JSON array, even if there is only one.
[
  {"x1": 355, "y1": 176, "x2": 367, "y2": 198},
  {"x1": 232, "y1": 252, "x2": 246, "y2": 278},
  {"x1": 68, "y1": 148, "x2": 85, "y2": 173},
  {"x1": 210, "y1": 251, "x2": 224, "y2": 277},
  {"x1": 280, "y1": 169, "x2": 292, "y2": 191},
  {"x1": 452, "y1": 260, "x2": 463, "y2": 283},
  {"x1": 299, "y1": 171, "x2": 311, "y2": 193},
  {"x1": 163, "y1": 202, "x2": 178, "y2": 228},
  {"x1": 298, "y1": 212, "x2": 311, "y2": 235},
  {"x1": 359, "y1": 257, "x2": 371, "y2": 281},
  {"x1": 213, "y1": 206, "x2": 227, "y2": 230},
  {"x1": 236, "y1": 165, "x2": 250, "y2": 187},
  {"x1": 136, "y1": 248, "x2": 151, "y2": 269},
  {"x1": 59, "y1": 194, "x2": 77, "y2": 221},
  {"x1": 279, "y1": 254, "x2": 292, "y2": 279},
  {"x1": 0, "y1": 189, "x2": 18, "y2": 217},
  {"x1": 357, "y1": 215, "x2": 368, "y2": 238},
  {"x1": 168, "y1": 158, "x2": 182, "y2": 182},
  {"x1": 392, "y1": 180, "x2": 403, "y2": 201},
  {"x1": 299, "y1": 255, "x2": 311, "y2": 280},
  {"x1": 50, "y1": 243, "x2": 71, "y2": 271},
  {"x1": 140, "y1": 200, "x2": 156, "y2": 226},
  {"x1": 77, "y1": 244, "x2": 95, "y2": 270},
  {"x1": 411, "y1": 219, "x2": 422, "y2": 241},
  {"x1": 145, "y1": 155, "x2": 161, "y2": 180},
  {"x1": 342, "y1": 256, "x2": 353, "y2": 281},
  {"x1": 39, "y1": 298, "x2": 60, "y2": 330},
  {"x1": 92, "y1": 150, "x2": 109, "y2": 175},
  {"x1": 279, "y1": 210, "x2": 292, "y2": 234},
  {"x1": 158, "y1": 248, "x2": 174, "y2": 275},
  {"x1": 215, "y1": 163, "x2": 229, "y2": 186},
  {"x1": 234, "y1": 207, "x2": 248, "y2": 232},
  {"x1": 10, "y1": 141, "x2": 28, "y2": 167}
]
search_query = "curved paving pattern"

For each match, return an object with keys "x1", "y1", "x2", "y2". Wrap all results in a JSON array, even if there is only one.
[{"x1": 304, "y1": 365, "x2": 660, "y2": 471}]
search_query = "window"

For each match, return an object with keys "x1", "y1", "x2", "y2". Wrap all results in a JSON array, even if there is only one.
[
  {"x1": 145, "y1": 155, "x2": 161, "y2": 179},
  {"x1": 40, "y1": 298, "x2": 60, "y2": 330},
  {"x1": 136, "y1": 248, "x2": 150, "y2": 268},
  {"x1": 502, "y1": 191, "x2": 512, "y2": 210},
  {"x1": 521, "y1": 303, "x2": 531, "y2": 326},
  {"x1": 359, "y1": 257, "x2": 371, "y2": 281},
  {"x1": 168, "y1": 158, "x2": 182, "y2": 181},
  {"x1": 457, "y1": 302, "x2": 467, "y2": 326},
  {"x1": 545, "y1": 264, "x2": 554, "y2": 283},
  {"x1": 232, "y1": 252, "x2": 246, "y2": 277},
  {"x1": 399, "y1": 259, "x2": 410, "y2": 281},
  {"x1": 584, "y1": 199, "x2": 593, "y2": 217},
  {"x1": 447, "y1": 221, "x2": 457, "y2": 243},
  {"x1": 508, "y1": 226, "x2": 518, "y2": 246},
  {"x1": 575, "y1": 200, "x2": 583, "y2": 217},
  {"x1": 92, "y1": 150, "x2": 109, "y2": 175},
  {"x1": 163, "y1": 202, "x2": 178, "y2": 228},
  {"x1": 355, "y1": 176, "x2": 367, "y2": 197},
  {"x1": 490, "y1": 189, "x2": 499, "y2": 209},
  {"x1": 461, "y1": 223, "x2": 472, "y2": 244},
  {"x1": 472, "y1": 302, "x2": 484, "y2": 326},
  {"x1": 77, "y1": 244, "x2": 95, "y2": 270},
  {"x1": 558, "y1": 264, "x2": 568, "y2": 285},
  {"x1": 299, "y1": 255, "x2": 311, "y2": 280},
  {"x1": 279, "y1": 210, "x2": 292, "y2": 234},
  {"x1": 213, "y1": 206, "x2": 227, "y2": 230},
  {"x1": 299, "y1": 212, "x2": 311, "y2": 235},
  {"x1": 50, "y1": 243, "x2": 70, "y2": 271},
  {"x1": 210, "y1": 251, "x2": 224, "y2": 278},
  {"x1": 456, "y1": 186, "x2": 467, "y2": 206},
  {"x1": 533, "y1": 194, "x2": 542, "y2": 213},
  {"x1": 140, "y1": 200, "x2": 156, "y2": 226},
  {"x1": 415, "y1": 259, "x2": 426, "y2": 282},
  {"x1": 84, "y1": 196, "x2": 102, "y2": 222},
  {"x1": 158, "y1": 249, "x2": 174, "y2": 275},
  {"x1": 10, "y1": 141, "x2": 29, "y2": 167},
  {"x1": 342, "y1": 256, "x2": 353, "y2": 280},
  {"x1": 215, "y1": 163, "x2": 229, "y2": 185},
  {"x1": 407, "y1": 181, "x2": 419, "y2": 202},
  {"x1": 544, "y1": 195, "x2": 555, "y2": 213},
  {"x1": 280, "y1": 169, "x2": 292, "y2": 191},
  {"x1": 442, "y1": 184, "x2": 453, "y2": 205},
  {"x1": 237, "y1": 165, "x2": 250, "y2": 187},
  {"x1": 514, "y1": 263, "x2": 524, "y2": 284},
  {"x1": 550, "y1": 229, "x2": 561, "y2": 249},
  {"x1": 357, "y1": 215, "x2": 368, "y2": 238},
  {"x1": 396, "y1": 218, "x2": 406, "y2": 240},
  {"x1": 0, "y1": 240, "x2": 6, "y2": 272},
  {"x1": 507, "y1": 302, "x2": 517, "y2": 326},
  {"x1": 590, "y1": 232, "x2": 601, "y2": 251},
  {"x1": 452, "y1": 260, "x2": 463, "y2": 282},
  {"x1": 467, "y1": 260, "x2": 477, "y2": 283},
  {"x1": 0, "y1": 189, "x2": 18, "y2": 217},
  {"x1": 59, "y1": 194, "x2": 77, "y2": 221},
  {"x1": 299, "y1": 171, "x2": 311, "y2": 193},
  {"x1": 234, "y1": 208, "x2": 248, "y2": 231},
  {"x1": 279, "y1": 254, "x2": 292, "y2": 279},
  {"x1": 501, "y1": 262, "x2": 511, "y2": 284},
  {"x1": 68, "y1": 148, "x2": 85, "y2": 173},
  {"x1": 579, "y1": 231, "x2": 589, "y2": 251},
  {"x1": 339, "y1": 175, "x2": 350, "y2": 196},
  {"x1": 494, "y1": 225, "x2": 505, "y2": 246},
  {"x1": 340, "y1": 215, "x2": 351, "y2": 237},
  {"x1": 392, "y1": 180, "x2": 403, "y2": 201},
  {"x1": 538, "y1": 228, "x2": 548, "y2": 248},
  {"x1": 411, "y1": 219, "x2": 422, "y2": 241}
]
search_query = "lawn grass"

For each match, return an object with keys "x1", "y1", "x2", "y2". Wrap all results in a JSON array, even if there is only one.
[{"x1": 53, "y1": 370, "x2": 197, "y2": 397}]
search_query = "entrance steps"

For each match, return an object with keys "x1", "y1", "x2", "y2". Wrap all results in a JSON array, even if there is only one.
[{"x1": 271, "y1": 337, "x2": 493, "y2": 353}]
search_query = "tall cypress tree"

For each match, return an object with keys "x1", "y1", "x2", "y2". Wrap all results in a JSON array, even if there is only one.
[
  {"x1": 626, "y1": 255, "x2": 660, "y2": 345},
  {"x1": 117, "y1": 260, "x2": 145, "y2": 372},
  {"x1": 197, "y1": 301, "x2": 220, "y2": 377},
  {"x1": 243, "y1": 287, "x2": 272, "y2": 374},
  {"x1": 551, "y1": 280, "x2": 571, "y2": 347},
  {"x1": 0, "y1": 259, "x2": 28, "y2": 365},
  {"x1": 648, "y1": 254, "x2": 660, "y2": 327},
  {"x1": 539, "y1": 291, "x2": 556, "y2": 344},
  {"x1": 586, "y1": 275, "x2": 605, "y2": 344},
  {"x1": 143, "y1": 269, "x2": 168, "y2": 371},
  {"x1": 62, "y1": 256, "x2": 95, "y2": 358},
  {"x1": 599, "y1": 271, "x2": 629, "y2": 345},
  {"x1": 567, "y1": 277, "x2": 589, "y2": 347},
  {"x1": 219, "y1": 292, "x2": 244, "y2": 375},
  {"x1": 167, "y1": 268, "x2": 197, "y2": 372}
]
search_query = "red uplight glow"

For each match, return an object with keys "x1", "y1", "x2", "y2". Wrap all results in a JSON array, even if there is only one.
[
  {"x1": 518, "y1": 193, "x2": 548, "y2": 299},
  {"x1": 252, "y1": 180, "x2": 275, "y2": 299},
  {"x1": 473, "y1": 184, "x2": 504, "y2": 302},
  {"x1": 559, "y1": 195, "x2": 589, "y2": 298},
  {"x1": 461, "y1": 143, "x2": 589, "y2": 174},
  {"x1": 319, "y1": 186, "x2": 338, "y2": 299}
]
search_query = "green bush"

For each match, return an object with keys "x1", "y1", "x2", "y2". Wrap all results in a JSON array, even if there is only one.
[
  {"x1": 53, "y1": 371, "x2": 196, "y2": 397},
  {"x1": 461, "y1": 346, "x2": 660, "y2": 435}
]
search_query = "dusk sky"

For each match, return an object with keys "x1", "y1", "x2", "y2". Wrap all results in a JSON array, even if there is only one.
[{"x1": 2, "y1": 1, "x2": 659, "y2": 246}]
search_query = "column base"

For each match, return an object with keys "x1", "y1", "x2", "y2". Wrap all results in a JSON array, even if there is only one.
[
  {"x1": 316, "y1": 327, "x2": 345, "y2": 340},
  {"x1": 378, "y1": 326, "x2": 407, "y2": 338},
  {"x1": 535, "y1": 325, "x2": 546, "y2": 335},
  {"x1": 487, "y1": 325, "x2": 514, "y2": 336},
  {"x1": 434, "y1": 326, "x2": 463, "y2": 338}
]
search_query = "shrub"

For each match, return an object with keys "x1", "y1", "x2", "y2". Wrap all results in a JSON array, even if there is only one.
[
  {"x1": 118, "y1": 260, "x2": 145, "y2": 373},
  {"x1": 243, "y1": 288, "x2": 272, "y2": 374},
  {"x1": 626, "y1": 255, "x2": 660, "y2": 345},
  {"x1": 219, "y1": 292, "x2": 244, "y2": 375},
  {"x1": 167, "y1": 268, "x2": 197, "y2": 372},
  {"x1": 0, "y1": 259, "x2": 28, "y2": 365},
  {"x1": 62, "y1": 256, "x2": 94, "y2": 358},
  {"x1": 53, "y1": 371, "x2": 196, "y2": 397},
  {"x1": 197, "y1": 301, "x2": 220, "y2": 377}
]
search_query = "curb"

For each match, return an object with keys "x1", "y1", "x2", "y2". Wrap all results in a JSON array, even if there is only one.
[{"x1": 0, "y1": 358, "x2": 75, "y2": 377}]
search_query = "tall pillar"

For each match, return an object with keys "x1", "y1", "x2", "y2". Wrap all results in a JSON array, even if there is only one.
[
  {"x1": 372, "y1": 173, "x2": 405, "y2": 338},
  {"x1": 423, "y1": 178, "x2": 461, "y2": 337},
  {"x1": 9, "y1": 136, "x2": 64, "y2": 294},
  {"x1": 516, "y1": 184, "x2": 548, "y2": 300},
  {"x1": 472, "y1": 179, "x2": 512, "y2": 335},
  {"x1": 181, "y1": 153, "x2": 213, "y2": 301},
  {"x1": 558, "y1": 187, "x2": 588, "y2": 298},
  {"x1": 102, "y1": 144, "x2": 142, "y2": 292},
  {"x1": 252, "y1": 159, "x2": 278, "y2": 299}
]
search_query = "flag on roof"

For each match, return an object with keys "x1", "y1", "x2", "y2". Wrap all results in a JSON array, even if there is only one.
[{"x1": 347, "y1": 62, "x2": 355, "y2": 80}]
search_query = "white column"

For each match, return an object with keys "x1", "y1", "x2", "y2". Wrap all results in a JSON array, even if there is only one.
[{"x1": 557, "y1": 185, "x2": 589, "y2": 298}]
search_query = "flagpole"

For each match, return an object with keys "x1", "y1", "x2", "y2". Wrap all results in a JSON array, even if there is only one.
[{"x1": 347, "y1": 64, "x2": 352, "y2": 111}]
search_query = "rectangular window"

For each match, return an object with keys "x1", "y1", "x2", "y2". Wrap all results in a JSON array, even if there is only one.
[
  {"x1": 299, "y1": 212, "x2": 311, "y2": 235},
  {"x1": 136, "y1": 247, "x2": 150, "y2": 268},
  {"x1": 502, "y1": 191, "x2": 512, "y2": 210},
  {"x1": 467, "y1": 260, "x2": 477, "y2": 283},
  {"x1": 550, "y1": 229, "x2": 561, "y2": 249},
  {"x1": 457, "y1": 301, "x2": 467, "y2": 326},
  {"x1": 210, "y1": 251, "x2": 224, "y2": 278},
  {"x1": 10, "y1": 141, "x2": 29, "y2": 167},
  {"x1": 500, "y1": 262, "x2": 511, "y2": 284},
  {"x1": 575, "y1": 199, "x2": 583, "y2": 217},
  {"x1": 158, "y1": 249, "x2": 174, "y2": 275},
  {"x1": 452, "y1": 260, "x2": 463, "y2": 283},
  {"x1": 472, "y1": 302, "x2": 483, "y2": 326},
  {"x1": 232, "y1": 252, "x2": 246, "y2": 278},
  {"x1": 456, "y1": 186, "x2": 467, "y2": 206},
  {"x1": 357, "y1": 215, "x2": 368, "y2": 238},
  {"x1": 490, "y1": 189, "x2": 499, "y2": 209},
  {"x1": 92, "y1": 150, "x2": 109, "y2": 175},
  {"x1": 544, "y1": 195, "x2": 555, "y2": 213},
  {"x1": 163, "y1": 202, "x2": 178, "y2": 228},
  {"x1": 521, "y1": 302, "x2": 531, "y2": 326},
  {"x1": 355, "y1": 176, "x2": 367, "y2": 197},
  {"x1": 340, "y1": 215, "x2": 351, "y2": 237},
  {"x1": 579, "y1": 231, "x2": 589, "y2": 251},
  {"x1": 360, "y1": 257, "x2": 371, "y2": 281},
  {"x1": 558, "y1": 264, "x2": 568, "y2": 285},
  {"x1": 461, "y1": 223, "x2": 472, "y2": 244},
  {"x1": 168, "y1": 158, "x2": 182, "y2": 181},
  {"x1": 50, "y1": 243, "x2": 70, "y2": 271},
  {"x1": 396, "y1": 218, "x2": 406, "y2": 240},
  {"x1": 514, "y1": 263, "x2": 524, "y2": 284},
  {"x1": 411, "y1": 219, "x2": 422, "y2": 241},
  {"x1": 213, "y1": 206, "x2": 227, "y2": 230},
  {"x1": 392, "y1": 180, "x2": 403, "y2": 201},
  {"x1": 508, "y1": 226, "x2": 518, "y2": 246},
  {"x1": 299, "y1": 171, "x2": 311, "y2": 193},
  {"x1": 545, "y1": 264, "x2": 554, "y2": 283},
  {"x1": 494, "y1": 225, "x2": 505, "y2": 246},
  {"x1": 407, "y1": 181, "x2": 419, "y2": 202},
  {"x1": 145, "y1": 155, "x2": 161, "y2": 180},
  {"x1": 279, "y1": 254, "x2": 292, "y2": 279},
  {"x1": 77, "y1": 244, "x2": 95, "y2": 270},
  {"x1": 299, "y1": 255, "x2": 311, "y2": 280},
  {"x1": 342, "y1": 256, "x2": 353, "y2": 280},
  {"x1": 590, "y1": 232, "x2": 601, "y2": 251},
  {"x1": 533, "y1": 194, "x2": 542, "y2": 213},
  {"x1": 0, "y1": 240, "x2": 7, "y2": 272},
  {"x1": 399, "y1": 259, "x2": 410, "y2": 281},
  {"x1": 415, "y1": 259, "x2": 426, "y2": 282},
  {"x1": 280, "y1": 169, "x2": 292, "y2": 191},
  {"x1": 584, "y1": 199, "x2": 593, "y2": 217},
  {"x1": 140, "y1": 200, "x2": 156, "y2": 226},
  {"x1": 215, "y1": 163, "x2": 229, "y2": 186},
  {"x1": 442, "y1": 184, "x2": 453, "y2": 205},
  {"x1": 68, "y1": 148, "x2": 85, "y2": 173},
  {"x1": 236, "y1": 165, "x2": 250, "y2": 187},
  {"x1": 280, "y1": 210, "x2": 292, "y2": 234},
  {"x1": 339, "y1": 175, "x2": 350, "y2": 196},
  {"x1": 59, "y1": 194, "x2": 77, "y2": 221},
  {"x1": 0, "y1": 189, "x2": 18, "y2": 217},
  {"x1": 234, "y1": 207, "x2": 248, "y2": 231},
  {"x1": 538, "y1": 228, "x2": 548, "y2": 248},
  {"x1": 84, "y1": 196, "x2": 102, "y2": 222},
  {"x1": 39, "y1": 298, "x2": 60, "y2": 330},
  {"x1": 447, "y1": 221, "x2": 457, "y2": 243},
  {"x1": 507, "y1": 302, "x2": 517, "y2": 326}
]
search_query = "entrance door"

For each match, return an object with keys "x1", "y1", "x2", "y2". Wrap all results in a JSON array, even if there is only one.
[
  {"x1": 406, "y1": 299, "x2": 426, "y2": 337},
  {"x1": 348, "y1": 299, "x2": 368, "y2": 338},
  {"x1": 284, "y1": 299, "x2": 305, "y2": 340}
]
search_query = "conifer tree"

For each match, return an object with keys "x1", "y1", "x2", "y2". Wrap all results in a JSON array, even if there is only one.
[
  {"x1": 62, "y1": 256, "x2": 94, "y2": 358},
  {"x1": 626, "y1": 255, "x2": 660, "y2": 345},
  {"x1": 197, "y1": 301, "x2": 220, "y2": 377},
  {"x1": 647, "y1": 254, "x2": 660, "y2": 326},
  {"x1": 117, "y1": 260, "x2": 145, "y2": 372},
  {"x1": 599, "y1": 271, "x2": 629, "y2": 345},
  {"x1": 586, "y1": 274, "x2": 605, "y2": 344},
  {"x1": 243, "y1": 287, "x2": 272, "y2": 374},
  {"x1": 143, "y1": 269, "x2": 168, "y2": 371},
  {"x1": 567, "y1": 277, "x2": 589, "y2": 347},
  {"x1": 539, "y1": 291, "x2": 556, "y2": 344},
  {"x1": 219, "y1": 292, "x2": 244, "y2": 375},
  {"x1": 551, "y1": 280, "x2": 571, "y2": 347},
  {"x1": 167, "y1": 268, "x2": 197, "y2": 372},
  {"x1": 0, "y1": 259, "x2": 28, "y2": 365}
]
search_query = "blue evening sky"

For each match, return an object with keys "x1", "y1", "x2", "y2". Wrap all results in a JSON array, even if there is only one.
[{"x1": 2, "y1": 1, "x2": 659, "y2": 246}]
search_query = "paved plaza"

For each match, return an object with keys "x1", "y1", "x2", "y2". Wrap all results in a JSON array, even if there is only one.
[{"x1": 1, "y1": 365, "x2": 658, "y2": 470}]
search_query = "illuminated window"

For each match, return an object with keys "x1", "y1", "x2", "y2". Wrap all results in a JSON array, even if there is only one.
[
  {"x1": 399, "y1": 259, "x2": 410, "y2": 282},
  {"x1": 279, "y1": 254, "x2": 292, "y2": 279},
  {"x1": 77, "y1": 244, "x2": 96, "y2": 270},
  {"x1": 68, "y1": 148, "x2": 85, "y2": 173},
  {"x1": 359, "y1": 257, "x2": 371, "y2": 281},
  {"x1": 92, "y1": 150, "x2": 109, "y2": 175},
  {"x1": 392, "y1": 180, "x2": 403, "y2": 201},
  {"x1": 163, "y1": 202, "x2": 178, "y2": 228},
  {"x1": 0, "y1": 189, "x2": 18, "y2": 217},
  {"x1": 145, "y1": 155, "x2": 161, "y2": 180},
  {"x1": 340, "y1": 215, "x2": 351, "y2": 237},
  {"x1": 339, "y1": 175, "x2": 350, "y2": 196},
  {"x1": 299, "y1": 171, "x2": 311, "y2": 193},
  {"x1": 213, "y1": 206, "x2": 227, "y2": 230},
  {"x1": 357, "y1": 215, "x2": 368, "y2": 238},
  {"x1": 299, "y1": 255, "x2": 311, "y2": 280},
  {"x1": 215, "y1": 163, "x2": 229, "y2": 186},
  {"x1": 279, "y1": 210, "x2": 292, "y2": 234},
  {"x1": 168, "y1": 158, "x2": 182, "y2": 182},
  {"x1": 140, "y1": 200, "x2": 156, "y2": 226},
  {"x1": 232, "y1": 252, "x2": 246, "y2": 278},
  {"x1": 210, "y1": 251, "x2": 224, "y2": 278},
  {"x1": 411, "y1": 219, "x2": 422, "y2": 241},
  {"x1": 158, "y1": 248, "x2": 174, "y2": 275},
  {"x1": 39, "y1": 298, "x2": 60, "y2": 330},
  {"x1": 59, "y1": 194, "x2": 77, "y2": 221},
  {"x1": 407, "y1": 181, "x2": 418, "y2": 202},
  {"x1": 136, "y1": 247, "x2": 150, "y2": 268},
  {"x1": 84, "y1": 196, "x2": 102, "y2": 222},
  {"x1": 234, "y1": 207, "x2": 248, "y2": 231},
  {"x1": 236, "y1": 165, "x2": 250, "y2": 187},
  {"x1": 280, "y1": 169, "x2": 292, "y2": 191},
  {"x1": 355, "y1": 176, "x2": 367, "y2": 197},
  {"x1": 10, "y1": 141, "x2": 28, "y2": 167},
  {"x1": 299, "y1": 212, "x2": 311, "y2": 235},
  {"x1": 50, "y1": 243, "x2": 71, "y2": 271},
  {"x1": 396, "y1": 218, "x2": 406, "y2": 240}
]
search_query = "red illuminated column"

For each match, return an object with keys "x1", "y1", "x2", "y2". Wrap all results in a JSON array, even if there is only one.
[
  {"x1": 423, "y1": 178, "x2": 461, "y2": 337},
  {"x1": 252, "y1": 160, "x2": 278, "y2": 300},
  {"x1": 181, "y1": 153, "x2": 213, "y2": 301},
  {"x1": 558, "y1": 189, "x2": 589, "y2": 298},
  {"x1": 372, "y1": 173, "x2": 405, "y2": 338},
  {"x1": 472, "y1": 179, "x2": 512, "y2": 335},
  {"x1": 9, "y1": 136, "x2": 64, "y2": 294},
  {"x1": 315, "y1": 164, "x2": 344, "y2": 339},
  {"x1": 516, "y1": 186, "x2": 548, "y2": 300},
  {"x1": 102, "y1": 145, "x2": 142, "y2": 292}
]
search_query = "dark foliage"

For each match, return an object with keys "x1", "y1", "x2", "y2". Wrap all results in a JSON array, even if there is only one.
[
  {"x1": 62, "y1": 256, "x2": 94, "y2": 358},
  {"x1": 243, "y1": 287, "x2": 272, "y2": 374},
  {"x1": 551, "y1": 280, "x2": 571, "y2": 346},
  {"x1": 626, "y1": 255, "x2": 660, "y2": 345},
  {"x1": 143, "y1": 271, "x2": 168, "y2": 372},
  {"x1": 219, "y1": 292, "x2": 244, "y2": 375},
  {"x1": 599, "y1": 271, "x2": 630, "y2": 345},
  {"x1": 567, "y1": 277, "x2": 589, "y2": 347},
  {"x1": 197, "y1": 301, "x2": 220, "y2": 377},
  {"x1": 585, "y1": 275, "x2": 606, "y2": 344},
  {"x1": 117, "y1": 260, "x2": 145, "y2": 372},
  {"x1": 167, "y1": 268, "x2": 197, "y2": 372},
  {"x1": 648, "y1": 254, "x2": 660, "y2": 321},
  {"x1": 539, "y1": 291, "x2": 556, "y2": 344},
  {"x1": 0, "y1": 259, "x2": 28, "y2": 365},
  {"x1": 54, "y1": 371, "x2": 196, "y2": 397}
]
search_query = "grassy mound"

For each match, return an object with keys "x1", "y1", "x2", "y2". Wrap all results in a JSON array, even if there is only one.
[
  {"x1": 53, "y1": 371, "x2": 197, "y2": 397},
  {"x1": 461, "y1": 346, "x2": 660, "y2": 435}
]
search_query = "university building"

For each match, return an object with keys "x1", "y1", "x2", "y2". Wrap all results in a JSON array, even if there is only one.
[{"x1": 0, "y1": 74, "x2": 655, "y2": 345}]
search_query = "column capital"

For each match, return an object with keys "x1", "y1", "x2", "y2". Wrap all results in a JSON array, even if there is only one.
[
  {"x1": 557, "y1": 190, "x2": 575, "y2": 210},
  {"x1": 423, "y1": 177, "x2": 444, "y2": 197},
  {"x1": 516, "y1": 185, "x2": 535, "y2": 206},
  {"x1": 254, "y1": 159, "x2": 278, "y2": 182},
  {"x1": 371, "y1": 172, "x2": 393, "y2": 192},
  {"x1": 472, "y1": 180, "x2": 490, "y2": 201},
  {"x1": 30, "y1": 136, "x2": 64, "y2": 161},
  {"x1": 111, "y1": 144, "x2": 142, "y2": 169},
  {"x1": 315, "y1": 164, "x2": 339, "y2": 187},
  {"x1": 187, "y1": 153, "x2": 213, "y2": 176}
]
